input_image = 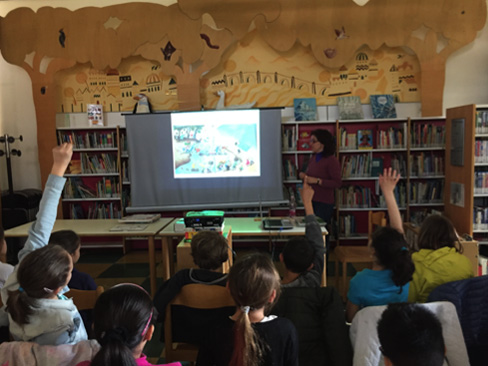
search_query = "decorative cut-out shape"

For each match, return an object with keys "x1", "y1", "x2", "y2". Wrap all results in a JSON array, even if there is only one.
[
  {"x1": 59, "y1": 29, "x2": 66, "y2": 48},
  {"x1": 324, "y1": 48, "x2": 337, "y2": 58},
  {"x1": 437, "y1": 33, "x2": 449, "y2": 54},
  {"x1": 335, "y1": 26, "x2": 349, "y2": 40},
  {"x1": 200, "y1": 34, "x2": 219, "y2": 49},
  {"x1": 411, "y1": 24, "x2": 431, "y2": 42},
  {"x1": 161, "y1": 42, "x2": 176, "y2": 61},
  {"x1": 104, "y1": 16, "x2": 123, "y2": 30},
  {"x1": 352, "y1": 0, "x2": 370, "y2": 5}
]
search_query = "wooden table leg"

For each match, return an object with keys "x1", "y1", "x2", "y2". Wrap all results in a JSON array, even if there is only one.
[
  {"x1": 148, "y1": 235, "x2": 156, "y2": 297},
  {"x1": 161, "y1": 237, "x2": 171, "y2": 281}
]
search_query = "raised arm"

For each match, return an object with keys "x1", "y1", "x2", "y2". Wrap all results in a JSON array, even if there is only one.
[
  {"x1": 17, "y1": 143, "x2": 72, "y2": 262},
  {"x1": 379, "y1": 167, "x2": 403, "y2": 234}
]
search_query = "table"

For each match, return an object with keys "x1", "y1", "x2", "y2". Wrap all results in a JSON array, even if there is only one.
[
  {"x1": 160, "y1": 217, "x2": 328, "y2": 285},
  {"x1": 4, "y1": 218, "x2": 175, "y2": 296}
]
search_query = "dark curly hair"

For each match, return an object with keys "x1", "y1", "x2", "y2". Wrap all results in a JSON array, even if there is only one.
[{"x1": 311, "y1": 129, "x2": 336, "y2": 156}]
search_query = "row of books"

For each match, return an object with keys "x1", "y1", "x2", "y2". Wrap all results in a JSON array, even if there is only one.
[
  {"x1": 282, "y1": 127, "x2": 297, "y2": 151},
  {"x1": 378, "y1": 183, "x2": 407, "y2": 208},
  {"x1": 474, "y1": 172, "x2": 488, "y2": 192},
  {"x1": 283, "y1": 159, "x2": 297, "y2": 180},
  {"x1": 474, "y1": 140, "x2": 488, "y2": 162},
  {"x1": 376, "y1": 125, "x2": 406, "y2": 149},
  {"x1": 409, "y1": 153, "x2": 444, "y2": 176},
  {"x1": 81, "y1": 153, "x2": 118, "y2": 174},
  {"x1": 474, "y1": 206, "x2": 488, "y2": 230},
  {"x1": 409, "y1": 181, "x2": 444, "y2": 203},
  {"x1": 338, "y1": 186, "x2": 373, "y2": 208},
  {"x1": 410, "y1": 124, "x2": 445, "y2": 147},
  {"x1": 58, "y1": 131, "x2": 116, "y2": 149},
  {"x1": 338, "y1": 214, "x2": 357, "y2": 237},
  {"x1": 475, "y1": 110, "x2": 488, "y2": 134},
  {"x1": 68, "y1": 203, "x2": 122, "y2": 219},
  {"x1": 122, "y1": 161, "x2": 130, "y2": 183},
  {"x1": 64, "y1": 177, "x2": 120, "y2": 199},
  {"x1": 339, "y1": 126, "x2": 406, "y2": 150}
]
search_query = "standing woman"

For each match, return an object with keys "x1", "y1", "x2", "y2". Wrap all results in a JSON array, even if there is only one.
[{"x1": 299, "y1": 129, "x2": 342, "y2": 249}]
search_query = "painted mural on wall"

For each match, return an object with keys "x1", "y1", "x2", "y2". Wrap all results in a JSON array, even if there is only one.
[{"x1": 55, "y1": 32, "x2": 420, "y2": 112}]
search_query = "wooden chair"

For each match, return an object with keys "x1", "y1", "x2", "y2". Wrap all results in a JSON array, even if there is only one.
[
  {"x1": 334, "y1": 211, "x2": 387, "y2": 300},
  {"x1": 164, "y1": 284, "x2": 235, "y2": 363},
  {"x1": 65, "y1": 286, "x2": 104, "y2": 311}
]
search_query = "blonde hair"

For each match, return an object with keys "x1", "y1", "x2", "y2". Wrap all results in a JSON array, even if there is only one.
[{"x1": 228, "y1": 252, "x2": 281, "y2": 366}]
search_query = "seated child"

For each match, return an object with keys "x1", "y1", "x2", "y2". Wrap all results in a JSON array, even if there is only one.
[
  {"x1": 281, "y1": 182, "x2": 325, "y2": 287},
  {"x1": 346, "y1": 168, "x2": 415, "y2": 322},
  {"x1": 196, "y1": 252, "x2": 298, "y2": 366},
  {"x1": 80, "y1": 284, "x2": 181, "y2": 366},
  {"x1": 0, "y1": 227, "x2": 14, "y2": 289},
  {"x1": 0, "y1": 143, "x2": 88, "y2": 345},
  {"x1": 49, "y1": 230, "x2": 97, "y2": 333},
  {"x1": 153, "y1": 230, "x2": 229, "y2": 316},
  {"x1": 377, "y1": 303, "x2": 445, "y2": 366},
  {"x1": 153, "y1": 230, "x2": 231, "y2": 344},
  {"x1": 381, "y1": 168, "x2": 474, "y2": 303}
]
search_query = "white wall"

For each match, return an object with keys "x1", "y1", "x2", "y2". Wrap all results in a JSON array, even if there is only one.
[{"x1": 1, "y1": 0, "x2": 487, "y2": 190}]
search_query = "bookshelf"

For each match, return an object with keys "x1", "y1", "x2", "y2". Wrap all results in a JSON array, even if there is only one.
[
  {"x1": 281, "y1": 105, "x2": 446, "y2": 244},
  {"x1": 56, "y1": 112, "x2": 130, "y2": 219}
]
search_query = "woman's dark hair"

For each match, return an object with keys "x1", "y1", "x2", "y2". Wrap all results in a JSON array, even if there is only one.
[
  {"x1": 418, "y1": 214, "x2": 462, "y2": 252},
  {"x1": 49, "y1": 230, "x2": 81, "y2": 255},
  {"x1": 191, "y1": 230, "x2": 228, "y2": 270},
  {"x1": 91, "y1": 284, "x2": 154, "y2": 366},
  {"x1": 6, "y1": 245, "x2": 72, "y2": 325},
  {"x1": 228, "y1": 252, "x2": 281, "y2": 366},
  {"x1": 311, "y1": 129, "x2": 336, "y2": 156},
  {"x1": 371, "y1": 227, "x2": 415, "y2": 291}
]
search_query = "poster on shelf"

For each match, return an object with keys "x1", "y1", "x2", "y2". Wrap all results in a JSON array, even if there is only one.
[{"x1": 87, "y1": 103, "x2": 104, "y2": 126}]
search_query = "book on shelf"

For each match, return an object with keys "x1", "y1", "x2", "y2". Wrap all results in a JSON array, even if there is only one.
[
  {"x1": 341, "y1": 154, "x2": 372, "y2": 178},
  {"x1": 339, "y1": 128, "x2": 357, "y2": 150},
  {"x1": 283, "y1": 160, "x2": 297, "y2": 180},
  {"x1": 339, "y1": 214, "x2": 356, "y2": 237},
  {"x1": 370, "y1": 94, "x2": 397, "y2": 119},
  {"x1": 294, "y1": 98, "x2": 317, "y2": 121},
  {"x1": 87, "y1": 103, "x2": 104, "y2": 127},
  {"x1": 282, "y1": 127, "x2": 297, "y2": 151},
  {"x1": 119, "y1": 214, "x2": 161, "y2": 223},
  {"x1": 337, "y1": 96, "x2": 364, "y2": 120},
  {"x1": 357, "y1": 129, "x2": 373, "y2": 150},
  {"x1": 67, "y1": 160, "x2": 82, "y2": 174},
  {"x1": 377, "y1": 124, "x2": 406, "y2": 148},
  {"x1": 371, "y1": 157, "x2": 384, "y2": 177},
  {"x1": 411, "y1": 123, "x2": 445, "y2": 147},
  {"x1": 338, "y1": 185, "x2": 372, "y2": 208},
  {"x1": 476, "y1": 110, "x2": 488, "y2": 134}
]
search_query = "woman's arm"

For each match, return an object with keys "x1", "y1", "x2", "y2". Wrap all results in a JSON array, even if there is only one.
[{"x1": 379, "y1": 167, "x2": 403, "y2": 234}]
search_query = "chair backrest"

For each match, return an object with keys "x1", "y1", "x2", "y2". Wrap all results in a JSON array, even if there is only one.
[
  {"x1": 368, "y1": 211, "x2": 387, "y2": 241},
  {"x1": 65, "y1": 286, "x2": 104, "y2": 311},
  {"x1": 350, "y1": 301, "x2": 469, "y2": 366},
  {"x1": 164, "y1": 284, "x2": 235, "y2": 363},
  {"x1": 428, "y1": 276, "x2": 488, "y2": 366}
]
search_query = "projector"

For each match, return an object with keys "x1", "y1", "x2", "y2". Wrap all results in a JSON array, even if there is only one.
[{"x1": 184, "y1": 210, "x2": 225, "y2": 228}]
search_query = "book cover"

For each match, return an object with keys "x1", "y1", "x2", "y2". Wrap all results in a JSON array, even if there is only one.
[
  {"x1": 337, "y1": 96, "x2": 364, "y2": 120},
  {"x1": 370, "y1": 94, "x2": 397, "y2": 119},
  {"x1": 87, "y1": 103, "x2": 104, "y2": 126},
  {"x1": 357, "y1": 129, "x2": 373, "y2": 150},
  {"x1": 294, "y1": 98, "x2": 317, "y2": 121},
  {"x1": 371, "y1": 157, "x2": 384, "y2": 176}
]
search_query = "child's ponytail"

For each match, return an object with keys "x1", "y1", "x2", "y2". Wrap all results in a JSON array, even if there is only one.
[
  {"x1": 372, "y1": 227, "x2": 415, "y2": 291},
  {"x1": 91, "y1": 284, "x2": 154, "y2": 366},
  {"x1": 228, "y1": 253, "x2": 281, "y2": 366},
  {"x1": 6, "y1": 245, "x2": 72, "y2": 325}
]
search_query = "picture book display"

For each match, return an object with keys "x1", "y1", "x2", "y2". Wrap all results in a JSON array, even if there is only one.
[
  {"x1": 357, "y1": 129, "x2": 373, "y2": 150},
  {"x1": 337, "y1": 96, "x2": 364, "y2": 120},
  {"x1": 294, "y1": 98, "x2": 317, "y2": 121},
  {"x1": 370, "y1": 94, "x2": 397, "y2": 119},
  {"x1": 87, "y1": 103, "x2": 104, "y2": 126}
]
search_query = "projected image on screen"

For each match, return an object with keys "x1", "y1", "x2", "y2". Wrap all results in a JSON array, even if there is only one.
[{"x1": 172, "y1": 110, "x2": 261, "y2": 178}]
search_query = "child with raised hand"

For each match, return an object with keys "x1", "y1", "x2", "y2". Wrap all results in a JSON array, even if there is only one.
[
  {"x1": 379, "y1": 168, "x2": 473, "y2": 303},
  {"x1": 346, "y1": 168, "x2": 415, "y2": 322},
  {"x1": 81, "y1": 284, "x2": 180, "y2": 366},
  {"x1": 197, "y1": 252, "x2": 298, "y2": 366},
  {"x1": 0, "y1": 143, "x2": 88, "y2": 345},
  {"x1": 281, "y1": 181, "x2": 325, "y2": 287}
]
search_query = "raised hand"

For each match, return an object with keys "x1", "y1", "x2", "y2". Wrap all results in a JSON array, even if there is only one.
[
  {"x1": 51, "y1": 142, "x2": 73, "y2": 177},
  {"x1": 379, "y1": 167, "x2": 400, "y2": 194},
  {"x1": 299, "y1": 181, "x2": 315, "y2": 204}
]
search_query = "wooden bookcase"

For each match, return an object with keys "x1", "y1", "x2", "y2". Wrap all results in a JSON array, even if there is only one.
[{"x1": 281, "y1": 105, "x2": 446, "y2": 244}]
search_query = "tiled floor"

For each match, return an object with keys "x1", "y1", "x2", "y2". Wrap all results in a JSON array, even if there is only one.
[{"x1": 76, "y1": 246, "x2": 358, "y2": 364}]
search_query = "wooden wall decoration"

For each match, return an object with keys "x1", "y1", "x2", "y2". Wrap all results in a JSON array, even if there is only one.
[{"x1": 0, "y1": 0, "x2": 486, "y2": 185}]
